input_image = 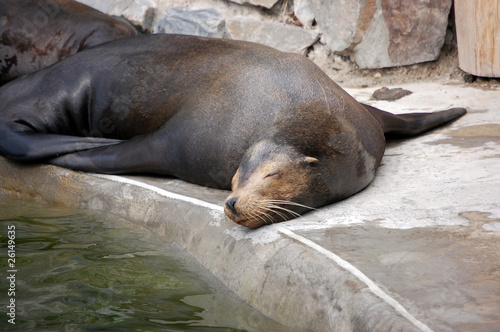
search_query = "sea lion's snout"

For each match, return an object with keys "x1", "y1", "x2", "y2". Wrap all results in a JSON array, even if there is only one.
[
  {"x1": 224, "y1": 194, "x2": 266, "y2": 229},
  {"x1": 225, "y1": 196, "x2": 239, "y2": 215}
]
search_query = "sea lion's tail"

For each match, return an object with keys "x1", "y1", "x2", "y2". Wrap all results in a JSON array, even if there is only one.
[{"x1": 362, "y1": 103, "x2": 466, "y2": 138}]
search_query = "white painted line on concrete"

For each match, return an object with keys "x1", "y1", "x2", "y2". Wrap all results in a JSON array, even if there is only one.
[
  {"x1": 92, "y1": 174, "x2": 225, "y2": 212},
  {"x1": 275, "y1": 225, "x2": 433, "y2": 332},
  {"x1": 93, "y1": 174, "x2": 432, "y2": 332}
]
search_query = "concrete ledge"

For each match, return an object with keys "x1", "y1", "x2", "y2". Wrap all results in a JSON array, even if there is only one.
[{"x1": 0, "y1": 157, "x2": 428, "y2": 331}]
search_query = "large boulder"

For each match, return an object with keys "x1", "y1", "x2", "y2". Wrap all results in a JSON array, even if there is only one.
[
  {"x1": 228, "y1": 0, "x2": 280, "y2": 9},
  {"x1": 300, "y1": 0, "x2": 452, "y2": 68},
  {"x1": 294, "y1": 0, "x2": 315, "y2": 27},
  {"x1": 154, "y1": 7, "x2": 227, "y2": 38},
  {"x1": 226, "y1": 18, "x2": 319, "y2": 54},
  {"x1": 76, "y1": 0, "x2": 156, "y2": 30}
]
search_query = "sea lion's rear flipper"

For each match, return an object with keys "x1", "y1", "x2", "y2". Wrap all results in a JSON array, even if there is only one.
[
  {"x1": 0, "y1": 123, "x2": 123, "y2": 161},
  {"x1": 362, "y1": 103, "x2": 466, "y2": 138}
]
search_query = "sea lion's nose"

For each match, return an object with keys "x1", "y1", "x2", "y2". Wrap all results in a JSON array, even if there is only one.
[{"x1": 225, "y1": 197, "x2": 239, "y2": 215}]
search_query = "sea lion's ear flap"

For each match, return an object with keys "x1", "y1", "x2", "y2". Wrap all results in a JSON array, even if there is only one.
[{"x1": 304, "y1": 156, "x2": 319, "y2": 164}]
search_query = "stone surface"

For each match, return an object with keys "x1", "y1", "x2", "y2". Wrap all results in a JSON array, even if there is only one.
[
  {"x1": 294, "y1": 0, "x2": 315, "y2": 27},
  {"x1": 228, "y1": 0, "x2": 279, "y2": 9},
  {"x1": 76, "y1": 0, "x2": 156, "y2": 30},
  {"x1": 226, "y1": 18, "x2": 319, "y2": 54},
  {"x1": 298, "y1": 222, "x2": 500, "y2": 332},
  {"x1": 306, "y1": 0, "x2": 361, "y2": 54},
  {"x1": 300, "y1": 0, "x2": 452, "y2": 68},
  {"x1": 75, "y1": 0, "x2": 456, "y2": 70},
  {"x1": 153, "y1": 7, "x2": 226, "y2": 38}
]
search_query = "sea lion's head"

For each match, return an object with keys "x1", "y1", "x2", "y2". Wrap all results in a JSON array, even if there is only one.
[
  {"x1": 224, "y1": 139, "x2": 332, "y2": 228},
  {"x1": 223, "y1": 103, "x2": 382, "y2": 228}
]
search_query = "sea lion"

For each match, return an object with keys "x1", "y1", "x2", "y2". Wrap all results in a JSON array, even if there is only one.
[
  {"x1": 0, "y1": 0, "x2": 138, "y2": 85},
  {"x1": 0, "y1": 34, "x2": 466, "y2": 228}
]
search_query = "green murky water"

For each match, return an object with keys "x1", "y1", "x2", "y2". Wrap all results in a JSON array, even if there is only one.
[{"x1": 0, "y1": 196, "x2": 289, "y2": 331}]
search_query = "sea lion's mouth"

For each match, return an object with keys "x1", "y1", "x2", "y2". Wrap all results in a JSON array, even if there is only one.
[
  {"x1": 224, "y1": 199, "x2": 266, "y2": 228},
  {"x1": 234, "y1": 217, "x2": 267, "y2": 229},
  {"x1": 224, "y1": 205, "x2": 266, "y2": 229},
  {"x1": 224, "y1": 197, "x2": 316, "y2": 228}
]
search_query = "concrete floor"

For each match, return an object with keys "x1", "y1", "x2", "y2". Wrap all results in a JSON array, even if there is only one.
[
  {"x1": 1, "y1": 82, "x2": 499, "y2": 331},
  {"x1": 296, "y1": 82, "x2": 500, "y2": 331}
]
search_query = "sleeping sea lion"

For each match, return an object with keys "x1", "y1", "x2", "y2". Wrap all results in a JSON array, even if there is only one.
[
  {"x1": 0, "y1": 34, "x2": 466, "y2": 228},
  {"x1": 0, "y1": 0, "x2": 138, "y2": 85}
]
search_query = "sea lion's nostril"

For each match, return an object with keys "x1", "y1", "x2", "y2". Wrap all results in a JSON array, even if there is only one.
[{"x1": 225, "y1": 197, "x2": 239, "y2": 215}]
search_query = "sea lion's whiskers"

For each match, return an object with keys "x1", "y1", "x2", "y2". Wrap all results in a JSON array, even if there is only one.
[
  {"x1": 254, "y1": 209, "x2": 275, "y2": 225},
  {"x1": 260, "y1": 201, "x2": 303, "y2": 221},
  {"x1": 259, "y1": 207, "x2": 277, "y2": 225},
  {"x1": 248, "y1": 210, "x2": 270, "y2": 225},
  {"x1": 248, "y1": 205, "x2": 275, "y2": 225},
  {"x1": 267, "y1": 204, "x2": 302, "y2": 219},
  {"x1": 259, "y1": 204, "x2": 289, "y2": 222},
  {"x1": 264, "y1": 200, "x2": 317, "y2": 211}
]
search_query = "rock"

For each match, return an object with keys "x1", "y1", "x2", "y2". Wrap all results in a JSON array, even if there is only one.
[
  {"x1": 226, "y1": 18, "x2": 319, "y2": 54},
  {"x1": 228, "y1": 0, "x2": 280, "y2": 9},
  {"x1": 372, "y1": 87, "x2": 412, "y2": 101},
  {"x1": 304, "y1": 0, "x2": 362, "y2": 54},
  {"x1": 301, "y1": 0, "x2": 452, "y2": 68},
  {"x1": 76, "y1": 0, "x2": 156, "y2": 30},
  {"x1": 153, "y1": 7, "x2": 226, "y2": 38},
  {"x1": 354, "y1": 0, "x2": 453, "y2": 68},
  {"x1": 294, "y1": 0, "x2": 315, "y2": 27}
]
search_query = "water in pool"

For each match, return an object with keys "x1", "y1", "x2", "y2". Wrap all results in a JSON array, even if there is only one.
[{"x1": 0, "y1": 195, "x2": 291, "y2": 331}]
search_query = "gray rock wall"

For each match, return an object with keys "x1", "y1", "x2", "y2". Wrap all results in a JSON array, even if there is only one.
[{"x1": 76, "y1": 0, "x2": 453, "y2": 69}]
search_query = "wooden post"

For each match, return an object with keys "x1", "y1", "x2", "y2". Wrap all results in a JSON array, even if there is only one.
[{"x1": 454, "y1": 0, "x2": 500, "y2": 77}]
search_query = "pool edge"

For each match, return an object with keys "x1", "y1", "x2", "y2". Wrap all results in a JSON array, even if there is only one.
[{"x1": 0, "y1": 157, "x2": 427, "y2": 332}]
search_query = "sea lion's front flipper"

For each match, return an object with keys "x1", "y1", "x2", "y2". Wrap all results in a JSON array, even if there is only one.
[
  {"x1": 47, "y1": 134, "x2": 168, "y2": 175},
  {"x1": 0, "y1": 123, "x2": 122, "y2": 161},
  {"x1": 362, "y1": 103, "x2": 466, "y2": 138}
]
